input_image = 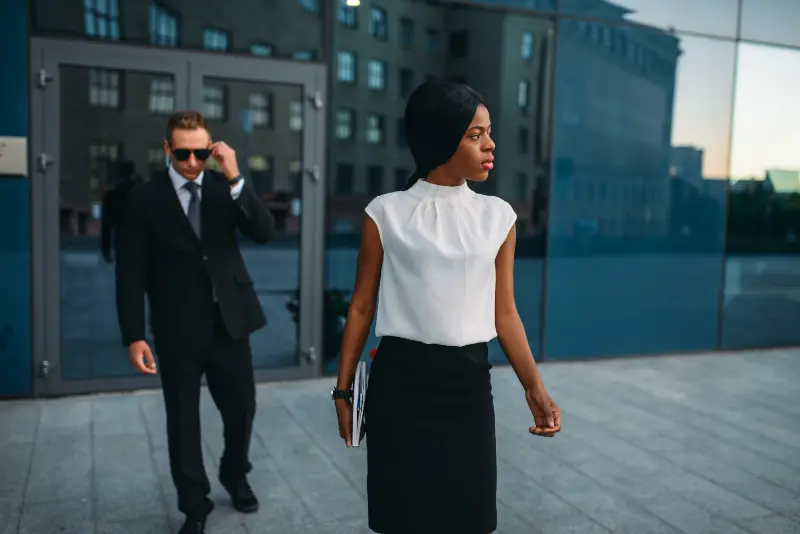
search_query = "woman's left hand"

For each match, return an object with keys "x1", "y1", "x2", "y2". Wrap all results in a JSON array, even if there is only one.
[{"x1": 525, "y1": 386, "x2": 561, "y2": 437}]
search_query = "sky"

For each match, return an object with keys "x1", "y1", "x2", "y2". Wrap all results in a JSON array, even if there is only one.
[{"x1": 604, "y1": 0, "x2": 800, "y2": 180}]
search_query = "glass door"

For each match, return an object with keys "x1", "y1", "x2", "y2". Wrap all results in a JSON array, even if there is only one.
[{"x1": 29, "y1": 38, "x2": 326, "y2": 396}]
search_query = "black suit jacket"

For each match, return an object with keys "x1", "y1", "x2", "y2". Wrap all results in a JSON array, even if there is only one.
[{"x1": 114, "y1": 169, "x2": 275, "y2": 356}]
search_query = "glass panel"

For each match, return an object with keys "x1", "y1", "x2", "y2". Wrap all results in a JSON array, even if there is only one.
[
  {"x1": 58, "y1": 66, "x2": 174, "y2": 380},
  {"x1": 325, "y1": 1, "x2": 556, "y2": 373},
  {"x1": 559, "y1": 0, "x2": 738, "y2": 38},
  {"x1": 545, "y1": 22, "x2": 732, "y2": 359},
  {"x1": 740, "y1": 0, "x2": 800, "y2": 48},
  {"x1": 32, "y1": 0, "x2": 323, "y2": 61},
  {"x1": 722, "y1": 43, "x2": 800, "y2": 349},
  {"x1": 202, "y1": 77, "x2": 305, "y2": 370}
]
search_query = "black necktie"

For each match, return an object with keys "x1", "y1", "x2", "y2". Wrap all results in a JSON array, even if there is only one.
[{"x1": 184, "y1": 181, "x2": 201, "y2": 238}]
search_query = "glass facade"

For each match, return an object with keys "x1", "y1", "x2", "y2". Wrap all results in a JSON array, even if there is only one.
[{"x1": 18, "y1": 0, "x2": 800, "y2": 393}]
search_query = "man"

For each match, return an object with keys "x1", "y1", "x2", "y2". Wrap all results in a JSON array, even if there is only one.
[
  {"x1": 99, "y1": 159, "x2": 139, "y2": 264},
  {"x1": 115, "y1": 110, "x2": 275, "y2": 534}
]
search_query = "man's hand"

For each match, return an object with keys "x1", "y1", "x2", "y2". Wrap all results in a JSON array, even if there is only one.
[
  {"x1": 128, "y1": 340, "x2": 157, "y2": 375},
  {"x1": 210, "y1": 141, "x2": 240, "y2": 180},
  {"x1": 335, "y1": 398, "x2": 353, "y2": 447}
]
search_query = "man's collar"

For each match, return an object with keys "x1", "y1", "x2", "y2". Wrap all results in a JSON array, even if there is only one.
[{"x1": 168, "y1": 164, "x2": 204, "y2": 191}]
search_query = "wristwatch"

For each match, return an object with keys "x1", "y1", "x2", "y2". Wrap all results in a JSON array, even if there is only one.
[
  {"x1": 227, "y1": 175, "x2": 243, "y2": 186},
  {"x1": 330, "y1": 386, "x2": 352, "y2": 401}
]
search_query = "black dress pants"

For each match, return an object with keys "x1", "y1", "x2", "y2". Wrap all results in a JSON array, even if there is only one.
[{"x1": 158, "y1": 306, "x2": 256, "y2": 519}]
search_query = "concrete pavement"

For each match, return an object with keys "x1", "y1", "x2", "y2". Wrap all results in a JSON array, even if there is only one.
[{"x1": 1, "y1": 348, "x2": 799, "y2": 533}]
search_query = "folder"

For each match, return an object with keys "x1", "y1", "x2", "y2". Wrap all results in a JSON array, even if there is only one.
[{"x1": 351, "y1": 360, "x2": 368, "y2": 447}]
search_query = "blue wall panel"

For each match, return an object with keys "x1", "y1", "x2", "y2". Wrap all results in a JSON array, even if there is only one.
[{"x1": 0, "y1": 0, "x2": 32, "y2": 397}]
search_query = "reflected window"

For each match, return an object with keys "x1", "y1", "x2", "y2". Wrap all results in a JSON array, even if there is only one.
[
  {"x1": 248, "y1": 93, "x2": 272, "y2": 127},
  {"x1": 335, "y1": 164, "x2": 354, "y2": 195},
  {"x1": 426, "y1": 28, "x2": 440, "y2": 53},
  {"x1": 89, "y1": 142, "x2": 121, "y2": 190},
  {"x1": 399, "y1": 68, "x2": 414, "y2": 97},
  {"x1": 338, "y1": 0, "x2": 358, "y2": 27},
  {"x1": 203, "y1": 28, "x2": 229, "y2": 51},
  {"x1": 251, "y1": 43, "x2": 274, "y2": 56},
  {"x1": 449, "y1": 31, "x2": 468, "y2": 58},
  {"x1": 248, "y1": 155, "x2": 273, "y2": 194},
  {"x1": 335, "y1": 109, "x2": 355, "y2": 140},
  {"x1": 148, "y1": 146, "x2": 165, "y2": 180},
  {"x1": 521, "y1": 31, "x2": 534, "y2": 59},
  {"x1": 366, "y1": 114, "x2": 385, "y2": 144},
  {"x1": 337, "y1": 51, "x2": 357, "y2": 83},
  {"x1": 370, "y1": 7, "x2": 388, "y2": 40},
  {"x1": 293, "y1": 50, "x2": 316, "y2": 61},
  {"x1": 203, "y1": 85, "x2": 226, "y2": 120},
  {"x1": 84, "y1": 0, "x2": 120, "y2": 40},
  {"x1": 367, "y1": 166, "x2": 384, "y2": 196},
  {"x1": 518, "y1": 127, "x2": 529, "y2": 155},
  {"x1": 400, "y1": 18, "x2": 414, "y2": 48},
  {"x1": 289, "y1": 101, "x2": 304, "y2": 132},
  {"x1": 518, "y1": 80, "x2": 530, "y2": 114},
  {"x1": 149, "y1": 3, "x2": 179, "y2": 47},
  {"x1": 298, "y1": 0, "x2": 319, "y2": 13},
  {"x1": 89, "y1": 69, "x2": 121, "y2": 109},
  {"x1": 367, "y1": 60, "x2": 386, "y2": 90},
  {"x1": 148, "y1": 77, "x2": 175, "y2": 114}
]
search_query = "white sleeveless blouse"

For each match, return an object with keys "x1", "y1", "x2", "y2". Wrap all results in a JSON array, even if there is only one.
[{"x1": 365, "y1": 179, "x2": 517, "y2": 347}]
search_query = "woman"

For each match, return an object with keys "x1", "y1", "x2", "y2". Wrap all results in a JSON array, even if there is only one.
[{"x1": 333, "y1": 80, "x2": 562, "y2": 534}]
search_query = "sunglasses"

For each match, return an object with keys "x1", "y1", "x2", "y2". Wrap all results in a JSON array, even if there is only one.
[{"x1": 170, "y1": 147, "x2": 211, "y2": 161}]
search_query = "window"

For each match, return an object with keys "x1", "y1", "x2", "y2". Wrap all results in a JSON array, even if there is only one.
[
  {"x1": 293, "y1": 50, "x2": 316, "y2": 61},
  {"x1": 400, "y1": 18, "x2": 414, "y2": 48},
  {"x1": 335, "y1": 164, "x2": 354, "y2": 195},
  {"x1": 399, "y1": 68, "x2": 414, "y2": 98},
  {"x1": 518, "y1": 127, "x2": 529, "y2": 155},
  {"x1": 370, "y1": 7, "x2": 387, "y2": 40},
  {"x1": 367, "y1": 60, "x2": 386, "y2": 90},
  {"x1": 518, "y1": 80, "x2": 530, "y2": 114},
  {"x1": 449, "y1": 31, "x2": 468, "y2": 58},
  {"x1": 203, "y1": 85, "x2": 226, "y2": 120},
  {"x1": 89, "y1": 142, "x2": 122, "y2": 189},
  {"x1": 248, "y1": 93, "x2": 272, "y2": 127},
  {"x1": 84, "y1": 0, "x2": 120, "y2": 40},
  {"x1": 248, "y1": 155, "x2": 273, "y2": 194},
  {"x1": 203, "y1": 28, "x2": 228, "y2": 51},
  {"x1": 338, "y1": 0, "x2": 357, "y2": 27},
  {"x1": 289, "y1": 101, "x2": 303, "y2": 131},
  {"x1": 367, "y1": 166, "x2": 384, "y2": 196},
  {"x1": 288, "y1": 160, "x2": 303, "y2": 195},
  {"x1": 337, "y1": 51, "x2": 356, "y2": 83},
  {"x1": 366, "y1": 114, "x2": 385, "y2": 144},
  {"x1": 426, "y1": 28, "x2": 440, "y2": 53},
  {"x1": 335, "y1": 109, "x2": 354, "y2": 140},
  {"x1": 251, "y1": 43, "x2": 274, "y2": 56},
  {"x1": 298, "y1": 0, "x2": 319, "y2": 12},
  {"x1": 395, "y1": 168, "x2": 409, "y2": 190},
  {"x1": 521, "y1": 31, "x2": 534, "y2": 59},
  {"x1": 89, "y1": 69, "x2": 120, "y2": 109},
  {"x1": 149, "y1": 3, "x2": 179, "y2": 47},
  {"x1": 149, "y1": 77, "x2": 175, "y2": 114},
  {"x1": 148, "y1": 146, "x2": 166, "y2": 180},
  {"x1": 396, "y1": 118, "x2": 406, "y2": 148}
]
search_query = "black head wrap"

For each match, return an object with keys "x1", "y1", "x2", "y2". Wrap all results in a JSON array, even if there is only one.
[{"x1": 401, "y1": 80, "x2": 485, "y2": 190}]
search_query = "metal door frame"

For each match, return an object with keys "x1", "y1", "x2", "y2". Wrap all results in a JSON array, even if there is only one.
[{"x1": 29, "y1": 37, "x2": 327, "y2": 397}]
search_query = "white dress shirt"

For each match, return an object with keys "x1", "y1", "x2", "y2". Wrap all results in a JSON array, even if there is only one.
[
  {"x1": 168, "y1": 164, "x2": 244, "y2": 213},
  {"x1": 365, "y1": 179, "x2": 517, "y2": 347}
]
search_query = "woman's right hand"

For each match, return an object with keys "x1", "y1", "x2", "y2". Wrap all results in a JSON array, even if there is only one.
[{"x1": 335, "y1": 398, "x2": 353, "y2": 447}]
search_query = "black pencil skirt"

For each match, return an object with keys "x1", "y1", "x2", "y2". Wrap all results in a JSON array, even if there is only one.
[{"x1": 364, "y1": 336, "x2": 497, "y2": 534}]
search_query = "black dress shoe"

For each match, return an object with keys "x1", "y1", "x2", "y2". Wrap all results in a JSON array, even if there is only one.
[
  {"x1": 179, "y1": 517, "x2": 206, "y2": 534},
  {"x1": 219, "y1": 475, "x2": 259, "y2": 513}
]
